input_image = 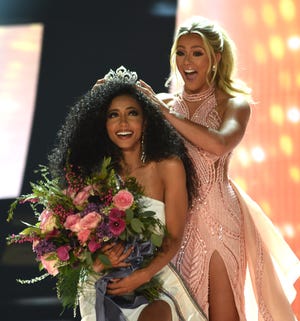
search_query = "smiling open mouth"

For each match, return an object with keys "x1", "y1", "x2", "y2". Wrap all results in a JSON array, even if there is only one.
[
  {"x1": 185, "y1": 69, "x2": 197, "y2": 75},
  {"x1": 184, "y1": 69, "x2": 197, "y2": 80},
  {"x1": 116, "y1": 131, "x2": 133, "y2": 136}
]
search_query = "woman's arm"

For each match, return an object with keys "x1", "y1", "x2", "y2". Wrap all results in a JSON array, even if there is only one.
[
  {"x1": 106, "y1": 158, "x2": 188, "y2": 295},
  {"x1": 138, "y1": 80, "x2": 251, "y2": 157},
  {"x1": 162, "y1": 96, "x2": 251, "y2": 157}
]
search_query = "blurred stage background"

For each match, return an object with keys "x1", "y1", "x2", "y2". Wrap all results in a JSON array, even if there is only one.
[{"x1": 0, "y1": 0, "x2": 299, "y2": 320}]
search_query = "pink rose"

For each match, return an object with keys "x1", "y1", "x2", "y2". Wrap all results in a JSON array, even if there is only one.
[
  {"x1": 88, "y1": 239, "x2": 101, "y2": 253},
  {"x1": 79, "y1": 212, "x2": 101, "y2": 230},
  {"x1": 40, "y1": 209, "x2": 58, "y2": 233},
  {"x1": 40, "y1": 253, "x2": 59, "y2": 276},
  {"x1": 73, "y1": 185, "x2": 94, "y2": 207},
  {"x1": 77, "y1": 229, "x2": 91, "y2": 244},
  {"x1": 64, "y1": 214, "x2": 81, "y2": 232},
  {"x1": 57, "y1": 245, "x2": 71, "y2": 261},
  {"x1": 113, "y1": 190, "x2": 134, "y2": 210}
]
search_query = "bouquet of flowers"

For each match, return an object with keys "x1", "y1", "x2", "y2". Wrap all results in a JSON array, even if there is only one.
[{"x1": 6, "y1": 157, "x2": 165, "y2": 313}]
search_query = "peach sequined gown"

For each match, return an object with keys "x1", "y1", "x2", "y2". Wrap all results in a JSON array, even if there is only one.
[{"x1": 171, "y1": 92, "x2": 300, "y2": 321}]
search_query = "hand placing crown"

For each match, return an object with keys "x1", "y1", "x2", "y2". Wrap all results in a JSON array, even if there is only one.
[{"x1": 92, "y1": 65, "x2": 172, "y2": 118}]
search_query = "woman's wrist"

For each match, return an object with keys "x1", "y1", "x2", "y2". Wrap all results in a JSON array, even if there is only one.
[
  {"x1": 160, "y1": 103, "x2": 185, "y2": 120},
  {"x1": 168, "y1": 106, "x2": 185, "y2": 120},
  {"x1": 139, "y1": 268, "x2": 153, "y2": 283}
]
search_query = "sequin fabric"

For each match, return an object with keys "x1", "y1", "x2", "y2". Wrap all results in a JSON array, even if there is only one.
[{"x1": 172, "y1": 93, "x2": 247, "y2": 319}]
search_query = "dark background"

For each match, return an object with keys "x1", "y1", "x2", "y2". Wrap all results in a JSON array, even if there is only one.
[{"x1": 0, "y1": 1, "x2": 177, "y2": 320}]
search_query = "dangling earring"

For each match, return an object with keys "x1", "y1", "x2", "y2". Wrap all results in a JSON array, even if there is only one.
[
  {"x1": 212, "y1": 65, "x2": 216, "y2": 72},
  {"x1": 140, "y1": 133, "x2": 146, "y2": 164}
]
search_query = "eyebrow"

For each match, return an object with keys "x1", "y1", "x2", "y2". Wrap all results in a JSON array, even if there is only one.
[
  {"x1": 177, "y1": 45, "x2": 204, "y2": 49},
  {"x1": 108, "y1": 106, "x2": 139, "y2": 112}
]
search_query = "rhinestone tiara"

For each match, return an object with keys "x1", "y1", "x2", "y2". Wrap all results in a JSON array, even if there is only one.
[{"x1": 104, "y1": 66, "x2": 138, "y2": 84}]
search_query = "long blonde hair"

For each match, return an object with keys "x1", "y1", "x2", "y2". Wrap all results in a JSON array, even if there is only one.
[{"x1": 166, "y1": 16, "x2": 251, "y2": 98}]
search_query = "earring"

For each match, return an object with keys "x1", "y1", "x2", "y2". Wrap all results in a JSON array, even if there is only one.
[
  {"x1": 212, "y1": 65, "x2": 216, "y2": 71},
  {"x1": 140, "y1": 133, "x2": 146, "y2": 164}
]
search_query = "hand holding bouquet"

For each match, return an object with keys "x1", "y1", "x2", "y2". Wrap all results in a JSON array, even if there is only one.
[{"x1": 6, "y1": 158, "x2": 165, "y2": 313}]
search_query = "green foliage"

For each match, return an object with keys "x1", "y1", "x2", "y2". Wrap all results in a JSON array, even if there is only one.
[
  {"x1": 151, "y1": 233, "x2": 163, "y2": 248},
  {"x1": 56, "y1": 266, "x2": 83, "y2": 311},
  {"x1": 6, "y1": 156, "x2": 167, "y2": 314},
  {"x1": 135, "y1": 275, "x2": 163, "y2": 302},
  {"x1": 30, "y1": 165, "x2": 74, "y2": 210},
  {"x1": 130, "y1": 218, "x2": 144, "y2": 233},
  {"x1": 97, "y1": 253, "x2": 111, "y2": 267}
]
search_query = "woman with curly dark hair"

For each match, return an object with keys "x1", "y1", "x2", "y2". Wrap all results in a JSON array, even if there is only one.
[
  {"x1": 48, "y1": 66, "x2": 207, "y2": 321},
  {"x1": 48, "y1": 68, "x2": 196, "y2": 207}
]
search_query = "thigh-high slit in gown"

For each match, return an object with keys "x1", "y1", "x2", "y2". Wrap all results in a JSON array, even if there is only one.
[{"x1": 171, "y1": 93, "x2": 300, "y2": 321}]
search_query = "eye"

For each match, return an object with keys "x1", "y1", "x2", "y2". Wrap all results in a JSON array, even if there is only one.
[
  {"x1": 176, "y1": 50, "x2": 185, "y2": 56},
  {"x1": 193, "y1": 50, "x2": 204, "y2": 57},
  {"x1": 107, "y1": 111, "x2": 119, "y2": 119},
  {"x1": 128, "y1": 109, "x2": 139, "y2": 116}
]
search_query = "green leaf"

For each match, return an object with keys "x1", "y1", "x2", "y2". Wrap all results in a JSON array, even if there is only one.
[
  {"x1": 84, "y1": 251, "x2": 93, "y2": 266},
  {"x1": 99, "y1": 157, "x2": 111, "y2": 179},
  {"x1": 151, "y1": 233, "x2": 163, "y2": 247},
  {"x1": 97, "y1": 253, "x2": 111, "y2": 267},
  {"x1": 57, "y1": 266, "x2": 82, "y2": 310},
  {"x1": 7, "y1": 199, "x2": 19, "y2": 222},
  {"x1": 20, "y1": 220, "x2": 37, "y2": 228},
  {"x1": 141, "y1": 210, "x2": 156, "y2": 217},
  {"x1": 125, "y1": 208, "x2": 134, "y2": 221},
  {"x1": 135, "y1": 275, "x2": 163, "y2": 302},
  {"x1": 20, "y1": 226, "x2": 40, "y2": 236},
  {"x1": 45, "y1": 252, "x2": 57, "y2": 261},
  {"x1": 118, "y1": 232, "x2": 126, "y2": 240},
  {"x1": 131, "y1": 218, "x2": 144, "y2": 233},
  {"x1": 38, "y1": 262, "x2": 44, "y2": 271}
]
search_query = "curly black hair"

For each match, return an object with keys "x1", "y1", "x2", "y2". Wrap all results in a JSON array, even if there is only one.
[{"x1": 48, "y1": 76, "x2": 198, "y2": 207}]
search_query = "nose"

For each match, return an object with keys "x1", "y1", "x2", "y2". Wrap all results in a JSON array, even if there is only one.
[
  {"x1": 183, "y1": 53, "x2": 192, "y2": 65},
  {"x1": 119, "y1": 114, "x2": 129, "y2": 125}
]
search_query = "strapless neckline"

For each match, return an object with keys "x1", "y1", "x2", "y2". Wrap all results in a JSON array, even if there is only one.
[{"x1": 142, "y1": 196, "x2": 164, "y2": 206}]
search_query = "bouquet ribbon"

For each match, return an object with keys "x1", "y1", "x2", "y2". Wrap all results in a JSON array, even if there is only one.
[{"x1": 95, "y1": 240, "x2": 154, "y2": 321}]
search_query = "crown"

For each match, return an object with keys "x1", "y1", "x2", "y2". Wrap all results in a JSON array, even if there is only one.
[{"x1": 104, "y1": 66, "x2": 138, "y2": 84}]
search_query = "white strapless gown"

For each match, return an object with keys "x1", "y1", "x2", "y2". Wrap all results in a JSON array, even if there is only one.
[{"x1": 79, "y1": 197, "x2": 207, "y2": 321}]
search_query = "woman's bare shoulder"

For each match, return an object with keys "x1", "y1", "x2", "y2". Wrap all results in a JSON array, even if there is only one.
[
  {"x1": 157, "y1": 157, "x2": 185, "y2": 178},
  {"x1": 216, "y1": 89, "x2": 250, "y2": 119}
]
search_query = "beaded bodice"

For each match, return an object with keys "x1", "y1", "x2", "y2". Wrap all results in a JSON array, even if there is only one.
[
  {"x1": 172, "y1": 93, "x2": 232, "y2": 203},
  {"x1": 171, "y1": 91, "x2": 297, "y2": 321}
]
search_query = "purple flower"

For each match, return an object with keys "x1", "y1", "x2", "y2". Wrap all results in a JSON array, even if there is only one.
[
  {"x1": 33, "y1": 239, "x2": 56, "y2": 259},
  {"x1": 81, "y1": 202, "x2": 100, "y2": 217},
  {"x1": 95, "y1": 220, "x2": 113, "y2": 240}
]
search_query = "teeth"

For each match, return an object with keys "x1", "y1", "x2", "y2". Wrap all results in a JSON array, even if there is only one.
[
  {"x1": 185, "y1": 70, "x2": 195, "y2": 73},
  {"x1": 117, "y1": 131, "x2": 132, "y2": 136}
]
